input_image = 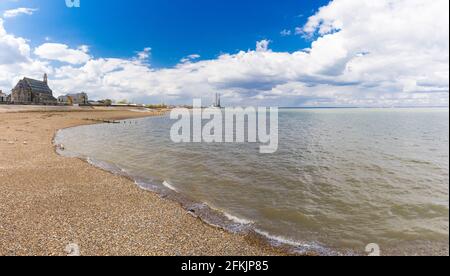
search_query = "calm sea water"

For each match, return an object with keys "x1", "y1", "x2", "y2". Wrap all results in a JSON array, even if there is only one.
[{"x1": 55, "y1": 108, "x2": 449, "y2": 255}]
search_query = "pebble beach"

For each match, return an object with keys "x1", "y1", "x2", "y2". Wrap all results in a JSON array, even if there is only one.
[{"x1": 0, "y1": 106, "x2": 282, "y2": 256}]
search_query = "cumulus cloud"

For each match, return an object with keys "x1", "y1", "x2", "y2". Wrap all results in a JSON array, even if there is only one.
[
  {"x1": 136, "y1": 47, "x2": 151, "y2": 61},
  {"x1": 0, "y1": 19, "x2": 31, "y2": 65},
  {"x1": 3, "y1": 8, "x2": 38, "y2": 18},
  {"x1": 299, "y1": 0, "x2": 449, "y2": 98},
  {"x1": 180, "y1": 54, "x2": 201, "y2": 63},
  {"x1": 34, "y1": 43, "x2": 91, "y2": 65},
  {"x1": 0, "y1": 18, "x2": 49, "y2": 91},
  {"x1": 256, "y1": 40, "x2": 271, "y2": 52},
  {"x1": 0, "y1": 0, "x2": 448, "y2": 106}
]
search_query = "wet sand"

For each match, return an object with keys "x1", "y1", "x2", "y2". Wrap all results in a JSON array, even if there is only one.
[{"x1": 0, "y1": 106, "x2": 282, "y2": 256}]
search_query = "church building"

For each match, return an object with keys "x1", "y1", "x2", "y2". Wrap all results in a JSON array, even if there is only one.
[{"x1": 10, "y1": 74, "x2": 57, "y2": 104}]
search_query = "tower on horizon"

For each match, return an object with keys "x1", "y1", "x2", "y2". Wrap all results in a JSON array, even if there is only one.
[{"x1": 213, "y1": 93, "x2": 222, "y2": 108}]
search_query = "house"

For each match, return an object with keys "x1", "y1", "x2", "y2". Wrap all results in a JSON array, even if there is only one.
[
  {"x1": 10, "y1": 74, "x2": 57, "y2": 104},
  {"x1": 57, "y1": 95, "x2": 70, "y2": 105},
  {"x1": 58, "y1": 92, "x2": 88, "y2": 105},
  {"x1": 0, "y1": 90, "x2": 8, "y2": 103},
  {"x1": 90, "y1": 99, "x2": 112, "y2": 106}
]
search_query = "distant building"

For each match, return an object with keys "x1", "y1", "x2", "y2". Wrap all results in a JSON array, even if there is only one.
[
  {"x1": 11, "y1": 74, "x2": 57, "y2": 104},
  {"x1": 87, "y1": 100, "x2": 102, "y2": 106},
  {"x1": 0, "y1": 90, "x2": 8, "y2": 103},
  {"x1": 91, "y1": 99, "x2": 112, "y2": 106},
  {"x1": 58, "y1": 92, "x2": 88, "y2": 105},
  {"x1": 212, "y1": 93, "x2": 222, "y2": 108},
  {"x1": 57, "y1": 95, "x2": 70, "y2": 104}
]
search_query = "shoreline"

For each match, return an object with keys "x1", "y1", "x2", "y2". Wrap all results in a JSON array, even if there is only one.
[
  {"x1": 53, "y1": 110, "x2": 450, "y2": 257},
  {"x1": 68, "y1": 154, "x2": 306, "y2": 255},
  {"x1": 0, "y1": 107, "x2": 285, "y2": 256},
  {"x1": 58, "y1": 147, "x2": 327, "y2": 256}
]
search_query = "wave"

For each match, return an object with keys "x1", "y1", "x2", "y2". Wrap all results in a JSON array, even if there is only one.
[
  {"x1": 253, "y1": 229, "x2": 341, "y2": 256},
  {"x1": 162, "y1": 180, "x2": 179, "y2": 192},
  {"x1": 223, "y1": 212, "x2": 254, "y2": 225},
  {"x1": 55, "y1": 132, "x2": 342, "y2": 255}
]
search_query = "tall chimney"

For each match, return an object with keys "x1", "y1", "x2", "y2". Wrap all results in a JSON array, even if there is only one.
[{"x1": 43, "y1": 73, "x2": 48, "y2": 84}]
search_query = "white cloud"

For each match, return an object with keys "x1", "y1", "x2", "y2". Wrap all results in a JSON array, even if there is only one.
[
  {"x1": 280, "y1": 29, "x2": 292, "y2": 37},
  {"x1": 136, "y1": 47, "x2": 151, "y2": 61},
  {"x1": 299, "y1": 0, "x2": 449, "y2": 97},
  {"x1": 0, "y1": 18, "x2": 31, "y2": 65},
  {"x1": 3, "y1": 8, "x2": 38, "y2": 18},
  {"x1": 34, "y1": 43, "x2": 91, "y2": 65},
  {"x1": 256, "y1": 40, "x2": 271, "y2": 52},
  {"x1": 294, "y1": 27, "x2": 304, "y2": 36},
  {"x1": 0, "y1": 0, "x2": 449, "y2": 107},
  {"x1": 180, "y1": 54, "x2": 200, "y2": 63},
  {"x1": 78, "y1": 45, "x2": 89, "y2": 53}
]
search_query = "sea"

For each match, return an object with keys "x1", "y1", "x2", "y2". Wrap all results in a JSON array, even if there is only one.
[{"x1": 55, "y1": 108, "x2": 449, "y2": 255}]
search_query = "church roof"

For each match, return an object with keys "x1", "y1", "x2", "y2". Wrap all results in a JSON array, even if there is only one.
[{"x1": 22, "y1": 77, "x2": 53, "y2": 95}]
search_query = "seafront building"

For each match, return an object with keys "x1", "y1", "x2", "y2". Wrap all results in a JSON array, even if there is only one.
[
  {"x1": 1, "y1": 74, "x2": 90, "y2": 106},
  {"x1": 58, "y1": 92, "x2": 89, "y2": 105},
  {"x1": 0, "y1": 90, "x2": 8, "y2": 103},
  {"x1": 10, "y1": 74, "x2": 57, "y2": 104}
]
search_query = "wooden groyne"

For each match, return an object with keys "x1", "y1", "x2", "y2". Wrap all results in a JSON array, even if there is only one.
[
  {"x1": 82, "y1": 109, "x2": 169, "y2": 124},
  {"x1": 84, "y1": 118, "x2": 121, "y2": 124}
]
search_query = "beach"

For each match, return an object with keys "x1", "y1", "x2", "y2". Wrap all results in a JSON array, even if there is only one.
[
  {"x1": 0, "y1": 106, "x2": 282, "y2": 256},
  {"x1": 53, "y1": 107, "x2": 449, "y2": 256}
]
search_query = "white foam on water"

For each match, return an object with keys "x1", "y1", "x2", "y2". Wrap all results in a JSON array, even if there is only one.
[
  {"x1": 252, "y1": 228, "x2": 340, "y2": 255},
  {"x1": 223, "y1": 212, "x2": 254, "y2": 225},
  {"x1": 86, "y1": 157, "x2": 95, "y2": 166},
  {"x1": 253, "y1": 228, "x2": 319, "y2": 249},
  {"x1": 134, "y1": 180, "x2": 158, "y2": 192},
  {"x1": 162, "y1": 180, "x2": 178, "y2": 192}
]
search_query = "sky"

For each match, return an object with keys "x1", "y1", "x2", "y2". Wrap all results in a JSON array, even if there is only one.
[{"x1": 0, "y1": 0, "x2": 449, "y2": 107}]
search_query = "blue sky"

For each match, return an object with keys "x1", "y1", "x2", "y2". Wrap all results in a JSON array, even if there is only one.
[
  {"x1": 1, "y1": 0, "x2": 328, "y2": 67},
  {"x1": 0, "y1": 0, "x2": 448, "y2": 106}
]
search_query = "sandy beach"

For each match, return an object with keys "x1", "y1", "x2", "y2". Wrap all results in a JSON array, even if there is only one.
[{"x1": 0, "y1": 106, "x2": 282, "y2": 256}]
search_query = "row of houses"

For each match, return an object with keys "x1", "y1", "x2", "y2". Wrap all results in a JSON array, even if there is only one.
[
  {"x1": 57, "y1": 93, "x2": 89, "y2": 105},
  {"x1": 0, "y1": 74, "x2": 88, "y2": 106}
]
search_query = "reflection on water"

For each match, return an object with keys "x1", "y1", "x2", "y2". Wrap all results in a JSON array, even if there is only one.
[{"x1": 56, "y1": 108, "x2": 449, "y2": 255}]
